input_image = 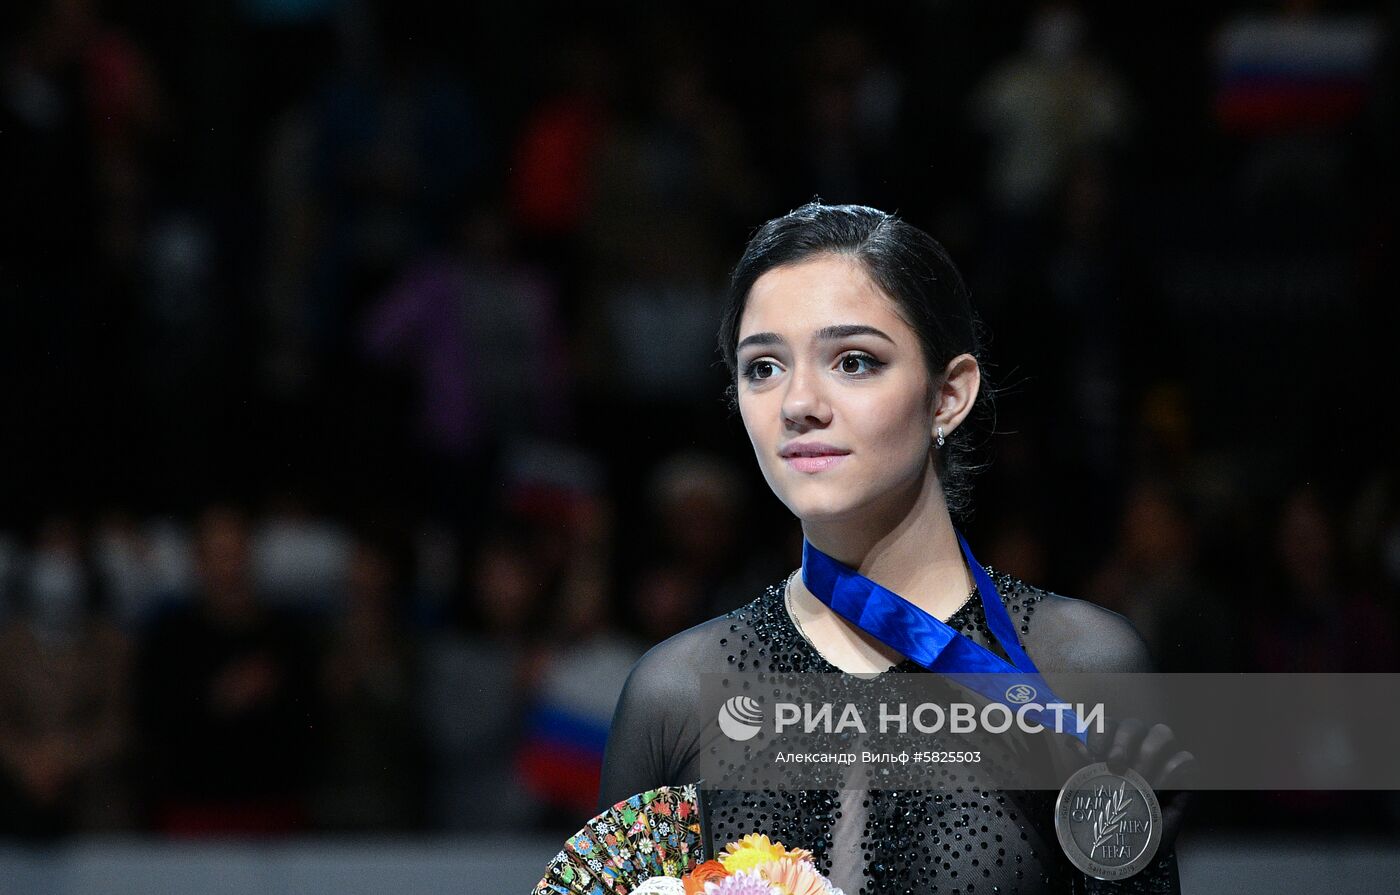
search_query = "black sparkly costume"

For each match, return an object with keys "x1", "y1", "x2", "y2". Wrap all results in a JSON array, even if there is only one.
[{"x1": 598, "y1": 568, "x2": 1181, "y2": 894}]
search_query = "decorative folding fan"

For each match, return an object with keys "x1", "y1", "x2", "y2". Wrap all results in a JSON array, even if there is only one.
[{"x1": 533, "y1": 782, "x2": 707, "y2": 895}]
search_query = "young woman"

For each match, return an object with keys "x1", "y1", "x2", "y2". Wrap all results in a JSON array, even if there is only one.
[{"x1": 597, "y1": 203, "x2": 1188, "y2": 893}]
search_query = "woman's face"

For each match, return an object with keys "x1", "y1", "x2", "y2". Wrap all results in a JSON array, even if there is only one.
[{"x1": 735, "y1": 255, "x2": 940, "y2": 523}]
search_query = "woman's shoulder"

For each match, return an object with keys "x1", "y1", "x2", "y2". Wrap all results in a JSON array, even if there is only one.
[
  {"x1": 998, "y1": 571, "x2": 1155, "y2": 673},
  {"x1": 621, "y1": 583, "x2": 786, "y2": 698}
]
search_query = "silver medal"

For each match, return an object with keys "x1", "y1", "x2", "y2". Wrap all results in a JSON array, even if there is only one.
[{"x1": 1054, "y1": 762, "x2": 1162, "y2": 880}]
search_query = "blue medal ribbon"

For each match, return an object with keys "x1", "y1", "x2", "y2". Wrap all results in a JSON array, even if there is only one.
[{"x1": 801, "y1": 531, "x2": 1086, "y2": 742}]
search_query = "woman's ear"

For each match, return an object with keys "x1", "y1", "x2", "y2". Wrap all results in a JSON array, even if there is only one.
[{"x1": 933, "y1": 353, "x2": 980, "y2": 436}]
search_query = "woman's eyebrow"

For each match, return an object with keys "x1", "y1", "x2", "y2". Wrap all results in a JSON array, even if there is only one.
[
  {"x1": 817, "y1": 324, "x2": 895, "y2": 344},
  {"x1": 736, "y1": 324, "x2": 895, "y2": 353}
]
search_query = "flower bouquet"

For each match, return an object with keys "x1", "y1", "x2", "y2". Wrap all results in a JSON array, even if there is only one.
[{"x1": 651, "y1": 833, "x2": 845, "y2": 895}]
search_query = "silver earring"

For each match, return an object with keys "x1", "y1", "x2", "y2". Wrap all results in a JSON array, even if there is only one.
[{"x1": 935, "y1": 425, "x2": 946, "y2": 449}]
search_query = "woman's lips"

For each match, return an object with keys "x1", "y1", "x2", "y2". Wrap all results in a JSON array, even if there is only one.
[{"x1": 783, "y1": 453, "x2": 849, "y2": 473}]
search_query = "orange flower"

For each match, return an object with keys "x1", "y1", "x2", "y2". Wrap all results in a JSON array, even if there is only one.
[{"x1": 682, "y1": 860, "x2": 729, "y2": 895}]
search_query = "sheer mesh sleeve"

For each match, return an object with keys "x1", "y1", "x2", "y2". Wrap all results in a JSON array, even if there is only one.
[
  {"x1": 596, "y1": 618, "x2": 727, "y2": 812},
  {"x1": 1026, "y1": 595, "x2": 1155, "y2": 674}
]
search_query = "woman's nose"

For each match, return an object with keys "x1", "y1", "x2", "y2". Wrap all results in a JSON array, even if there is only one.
[{"x1": 782, "y1": 365, "x2": 831, "y2": 427}]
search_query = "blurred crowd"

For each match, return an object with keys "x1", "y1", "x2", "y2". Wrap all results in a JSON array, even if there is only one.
[
  {"x1": 1, "y1": 0, "x2": 1397, "y2": 838},
  {"x1": 0, "y1": 459, "x2": 775, "y2": 837}
]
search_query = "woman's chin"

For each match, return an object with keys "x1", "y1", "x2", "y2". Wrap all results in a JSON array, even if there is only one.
[{"x1": 784, "y1": 492, "x2": 867, "y2": 523}]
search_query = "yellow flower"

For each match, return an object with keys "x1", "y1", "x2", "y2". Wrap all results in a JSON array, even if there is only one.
[{"x1": 718, "y1": 834, "x2": 814, "y2": 875}]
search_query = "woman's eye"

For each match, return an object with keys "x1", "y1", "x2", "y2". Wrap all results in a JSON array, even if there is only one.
[
  {"x1": 743, "y1": 359, "x2": 778, "y2": 381},
  {"x1": 839, "y1": 353, "x2": 882, "y2": 375}
]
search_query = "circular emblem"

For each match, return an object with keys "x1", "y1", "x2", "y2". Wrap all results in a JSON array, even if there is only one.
[
  {"x1": 1004, "y1": 683, "x2": 1036, "y2": 704},
  {"x1": 1054, "y1": 762, "x2": 1162, "y2": 880},
  {"x1": 717, "y1": 695, "x2": 764, "y2": 741}
]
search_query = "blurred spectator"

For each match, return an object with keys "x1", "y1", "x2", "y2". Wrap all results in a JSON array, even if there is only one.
[
  {"x1": 788, "y1": 24, "x2": 905, "y2": 206},
  {"x1": 143, "y1": 517, "x2": 199, "y2": 600},
  {"x1": 92, "y1": 512, "x2": 206, "y2": 633},
  {"x1": 625, "y1": 564, "x2": 703, "y2": 647},
  {"x1": 418, "y1": 524, "x2": 547, "y2": 831},
  {"x1": 407, "y1": 522, "x2": 463, "y2": 630},
  {"x1": 1087, "y1": 479, "x2": 1235, "y2": 671},
  {"x1": 1, "y1": 0, "x2": 159, "y2": 509},
  {"x1": 517, "y1": 559, "x2": 641, "y2": 823},
  {"x1": 251, "y1": 496, "x2": 353, "y2": 613},
  {"x1": 576, "y1": 34, "x2": 764, "y2": 441},
  {"x1": 971, "y1": 3, "x2": 1132, "y2": 219},
  {"x1": 92, "y1": 511, "x2": 163, "y2": 631},
  {"x1": 1004, "y1": 153, "x2": 1140, "y2": 555},
  {"x1": 1253, "y1": 485, "x2": 1397, "y2": 673},
  {"x1": 498, "y1": 439, "x2": 609, "y2": 582},
  {"x1": 0, "y1": 518, "x2": 133, "y2": 836},
  {"x1": 1245, "y1": 482, "x2": 1396, "y2": 828},
  {"x1": 645, "y1": 451, "x2": 780, "y2": 618},
  {"x1": 135, "y1": 506, "x2": 319, "y2": 834},
  {"x1": 300, "y1": 41, "x2": 488, "y2": 365},
  {"x1": 363, "y1": 203, "x2": 572, "y2": 458},
  {"x1": 312, "y1": 532, "x2": 424, "y2": 830},
  {"x1": 2, "y1": 0, "x2": 98, "y2": 281},
  {"x1": 508, "y1": 33, "x2": 617, "y2": 253},
  {"x1": 1, "y1": 0, "x2": 163, "y2": 273},
  {"x1": 1043, "y1": 157, "x2": 1128, "y2": 466},
  {"x1": 579, "y1": 33, "x2": 762, "y2": 284}
]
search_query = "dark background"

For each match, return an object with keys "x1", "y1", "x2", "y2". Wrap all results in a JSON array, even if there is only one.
[{"x1": 0, "y1": 0, "x2": 1396, "y2": 848}]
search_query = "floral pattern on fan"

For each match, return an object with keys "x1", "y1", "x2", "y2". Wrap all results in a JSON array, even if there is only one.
[{"x1": 534, "y1": 783, "x2": 705, "y2": 895}]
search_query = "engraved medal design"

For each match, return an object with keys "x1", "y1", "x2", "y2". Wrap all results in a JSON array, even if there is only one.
[{"x1": 1054, "y1": 762, "x2": 1162, "y2": 880}]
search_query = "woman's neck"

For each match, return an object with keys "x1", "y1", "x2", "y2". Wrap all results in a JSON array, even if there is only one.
[{"x1": 797, "y1": 465, "x2": 974, "y2": 620}]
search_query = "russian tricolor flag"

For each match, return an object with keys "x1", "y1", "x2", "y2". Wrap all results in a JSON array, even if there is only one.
[
  {"x1": 1214, "y1": 15, "x2": 1381, "y2": 134},
  {"x1": 517, "y1": 702, "x2": 612, "y2": 815}
]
